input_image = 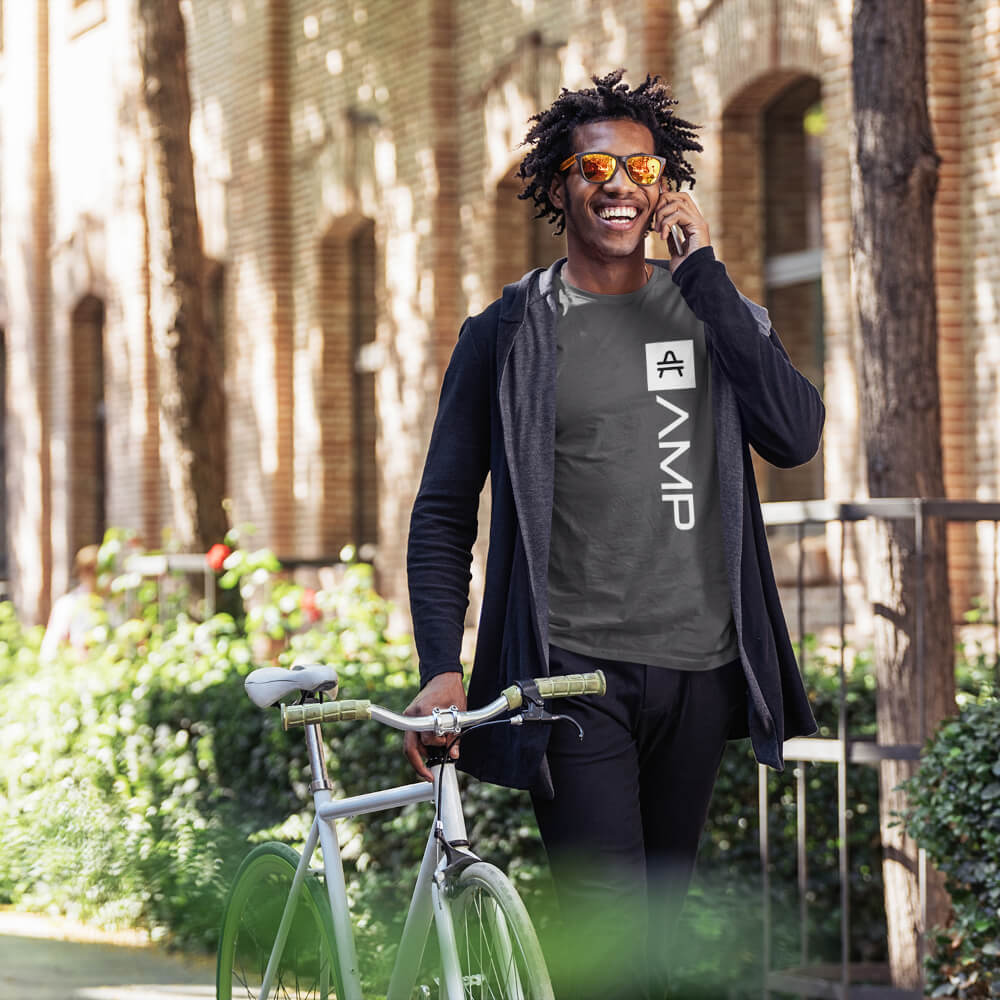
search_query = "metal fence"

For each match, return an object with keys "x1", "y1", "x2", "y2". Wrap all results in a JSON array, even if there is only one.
[
  {"x1": 120, "y1": 552, "x2": 347, "y2": 620},
  {"x1": 759, "y1": 499, "x2": 1000, "y2": 1000}
]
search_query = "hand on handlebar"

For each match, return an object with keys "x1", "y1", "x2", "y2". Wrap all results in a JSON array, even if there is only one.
[{"x1": 403, "y1": 672, "x2": 467, "y2": 782}]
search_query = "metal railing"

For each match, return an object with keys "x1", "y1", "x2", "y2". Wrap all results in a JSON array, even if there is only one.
[
  {"x1": 758, "y1": 498, "x2": 1000, "y2": 1000},
  {"x1": 120, "y1": 552, "x2": 351, "y2": 621}
]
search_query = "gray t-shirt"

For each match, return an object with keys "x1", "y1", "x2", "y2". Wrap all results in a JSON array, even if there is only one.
[{"x1": 547, "y1": 265, "x2": 739, "y2": 670}]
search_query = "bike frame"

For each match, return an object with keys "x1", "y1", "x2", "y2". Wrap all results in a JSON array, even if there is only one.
[{"x1": 255, "y1": 720, "x2": 471, "y2": 1000}]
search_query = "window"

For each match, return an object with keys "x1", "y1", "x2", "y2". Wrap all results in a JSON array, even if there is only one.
[
  {"x1": 318, "y1": 219, "x2": 379, "y2": 557},
  {"x1": 70, "y1": 296, "x2": 106, "y2": 553}
]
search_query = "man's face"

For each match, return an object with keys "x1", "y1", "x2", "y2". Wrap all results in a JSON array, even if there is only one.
[{"x1": 550, "y1": 118, "x2": 660, "y2": 266}]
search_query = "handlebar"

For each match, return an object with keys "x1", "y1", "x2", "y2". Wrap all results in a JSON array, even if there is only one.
[
  {"x1": 529, "y1": 672, "x2": 606, "y2": 700},
  {"x1": 281, "y1": 670, "x2": 606, "y2": 732}
]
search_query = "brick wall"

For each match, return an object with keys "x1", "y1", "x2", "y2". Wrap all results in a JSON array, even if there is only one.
[
  {"x1": 1, "y1": 0, "x2": 52, "y2": 619},
  {"x1": 48, "y1": 2, "x2": 113, "y2": 590},
  {"x1": 928, "y1": 0, "x2": 975, "y2": 614},
  {"x1": 2, "y1": 0, "x2": 999, "y2": 622},
  {"x1": 963, "y1": 0, "x2": 1000, "y2": 601}
]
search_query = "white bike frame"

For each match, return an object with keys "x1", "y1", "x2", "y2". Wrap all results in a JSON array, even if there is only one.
[{"x1": 255, "y1": 720, "x2": 471, "y2": 1000}]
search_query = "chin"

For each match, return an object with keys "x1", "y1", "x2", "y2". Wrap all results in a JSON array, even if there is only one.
[{"x1": 597, "y1": 237, "x2": 647, "y2": 259}]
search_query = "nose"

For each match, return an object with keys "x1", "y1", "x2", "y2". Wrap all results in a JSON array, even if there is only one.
[{"x1": 602, "y1": 161, "x2": 638, "y2": 194}]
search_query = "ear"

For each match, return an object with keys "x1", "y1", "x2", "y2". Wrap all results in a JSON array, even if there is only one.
[{"x1": 549, "y1": 173, "x2": 566, "y2": 211}]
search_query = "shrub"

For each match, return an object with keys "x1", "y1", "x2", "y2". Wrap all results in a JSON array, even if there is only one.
[
  {"x1": 903, "y1": 699, "x2": 1000, "y2": 997},
  {"x1": 0, "y1": 549, "x2": 543, "y2": 981},
  {"x1": 0, "y1": 545, "x2": 888, "y2": 995}
]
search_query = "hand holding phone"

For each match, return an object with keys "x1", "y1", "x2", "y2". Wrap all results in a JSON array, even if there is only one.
[
  {"x1": 653, "y1": 179, "x2": 687, "y2": 257},
  {"x1": 657, "y1": 181, "x2": 709, "y2": 265}
]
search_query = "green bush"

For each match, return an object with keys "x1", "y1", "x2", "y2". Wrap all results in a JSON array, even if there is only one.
[
  {"x1": 0, "y1": 548, "x2": 544, "y2": 990},
  {"x1": 903, "y1": 698, "x2": 1000, "y2": 997},
  {"x1": 0, "y1": 546, "x2": 891, "y2": 995}
]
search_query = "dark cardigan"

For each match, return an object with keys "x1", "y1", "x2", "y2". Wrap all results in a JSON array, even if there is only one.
[{"x1": 407, "y1": 248, "x2": 824, "y2": 794}]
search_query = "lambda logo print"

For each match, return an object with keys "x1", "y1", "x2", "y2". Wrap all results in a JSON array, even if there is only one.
[{"x1": 645, "y1": 340, "x2": 696, "y2": 391}]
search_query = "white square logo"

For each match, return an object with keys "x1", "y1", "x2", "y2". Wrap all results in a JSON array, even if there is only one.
[{"x1": 645, "y1": 340, "x2": 696, "y2": 391}]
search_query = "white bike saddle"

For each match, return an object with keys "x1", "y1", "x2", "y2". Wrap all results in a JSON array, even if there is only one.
[{"x1": 244, "y1": 663, "x2": 340, "y2": 708}]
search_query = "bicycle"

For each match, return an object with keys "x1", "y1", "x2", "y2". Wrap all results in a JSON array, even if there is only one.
[{"x1": 216, "y1": 662, "x2": 606, "y2": 1000}]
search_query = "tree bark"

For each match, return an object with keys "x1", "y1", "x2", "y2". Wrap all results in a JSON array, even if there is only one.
[
  {"x1": 137, "y1": 0, "x2": 227, "y2": 551},
  {"x1": 851, "y1": 0, "x2": 955, "y2": 986}
]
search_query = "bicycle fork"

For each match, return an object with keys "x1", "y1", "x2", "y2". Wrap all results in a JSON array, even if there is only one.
[{"x1": 431, "y1": 762, "x2": 472, "y2": 1000}]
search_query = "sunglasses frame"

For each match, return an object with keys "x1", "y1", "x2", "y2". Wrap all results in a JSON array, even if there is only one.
[{"x1": 558, "y1": 151, "x2": 668, "y2": 186}]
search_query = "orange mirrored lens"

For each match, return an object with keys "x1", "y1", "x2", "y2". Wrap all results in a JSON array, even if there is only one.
[
  {"x1": 579, "y1": 153, "x2": 617, "y2": 182},
  {"x1": 625, "y1": 155, "x2": 662, "y2": 185}
]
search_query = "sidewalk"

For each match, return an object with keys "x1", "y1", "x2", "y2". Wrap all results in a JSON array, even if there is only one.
[{"x1": 0, "y1": 910, "x2": 215, "y2": 1000}]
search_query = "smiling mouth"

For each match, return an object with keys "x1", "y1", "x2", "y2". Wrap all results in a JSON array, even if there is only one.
[{"x1": 594, "y1": 204, "x2": 642, "y2": 228}]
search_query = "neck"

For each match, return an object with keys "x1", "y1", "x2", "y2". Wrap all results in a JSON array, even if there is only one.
[{"x1": 562, "y1": 249, "x2": 650, "y2": 295}]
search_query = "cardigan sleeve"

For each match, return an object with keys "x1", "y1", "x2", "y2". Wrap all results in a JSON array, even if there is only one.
[
  {"x1": 407, "y1": 318, "x2": 492, "y2": 686},
  {"x1": 672, "y1": 247, "x2": 825, "y2": 468}
]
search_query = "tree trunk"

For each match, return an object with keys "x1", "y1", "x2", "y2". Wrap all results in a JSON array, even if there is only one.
[
  {"x1": 851, "y1": 0, "x2": 955, "y2": 986},
  {"x1": 137, "y1": 0, "x2": 227, "y2": 551}
]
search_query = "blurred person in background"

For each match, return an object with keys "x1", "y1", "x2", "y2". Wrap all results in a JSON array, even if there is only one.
[{"x1": 40, "y1": 544, "x2": 105, "y2": 664}]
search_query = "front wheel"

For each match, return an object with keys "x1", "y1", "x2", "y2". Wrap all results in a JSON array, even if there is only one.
[
  {"x1": 217, "y1": 842, "x2": 339, "y2": 1000},
  {"x1": 445, "y1": 861, "x2": 554, "y2": 1000}
]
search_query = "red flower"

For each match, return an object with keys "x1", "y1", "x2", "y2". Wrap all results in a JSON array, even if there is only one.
[
  {"x1": 301, "y1": 588, "x2": 322, "y2": 623},
  {"x1": 205, "y1": 543, "x2": 232, "y2": 571}
]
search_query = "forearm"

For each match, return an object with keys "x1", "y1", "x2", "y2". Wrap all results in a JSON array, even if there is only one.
[
  {"x1": 673, "y1": 248, "x2": 825, "y2": 467},
  {"x1": 407, "y1": 492, "x2": 477, "y2": 685}
]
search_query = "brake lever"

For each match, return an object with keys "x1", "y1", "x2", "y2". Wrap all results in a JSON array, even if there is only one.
[
  {"x1": 549, "y1": 712, "x2": 585, "y2": 740},
  {"x1": 513, "y1": 679, "x2": 586, "y2": 740}
]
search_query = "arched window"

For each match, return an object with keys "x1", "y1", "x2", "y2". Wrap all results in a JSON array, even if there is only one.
[
  {"x1": 70, "y1": 295, "x2": 106, "y2": 554},
  {"x1": 318, "y1": 218, "x2": 377, "y2": 556},
  {"x1": 349, "y1": 220, "x2": 378, "y2": 552},
  {"x1": 762, "y1": 77, "x2": 824, "y2": 501},
  {"x1": 722, "y1": 74, "x2": 825, "y2": 502},
  {"x1": 204, "y1": 260, "x2": 227, "y2": 498}
]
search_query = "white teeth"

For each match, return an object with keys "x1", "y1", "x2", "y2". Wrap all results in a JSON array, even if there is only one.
[{"x1": 597, "y1": 206, "x2": 638, "y2": 220}]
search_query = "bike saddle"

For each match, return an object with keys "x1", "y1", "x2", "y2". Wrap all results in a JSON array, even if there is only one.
[{"x1": 245, "y1": 663, "x2": 340, "y2": 708}]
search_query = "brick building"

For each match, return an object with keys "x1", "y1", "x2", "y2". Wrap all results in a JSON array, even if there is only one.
[{"x1": 1, "y1": 0, "x2": 997, "y2": 625}]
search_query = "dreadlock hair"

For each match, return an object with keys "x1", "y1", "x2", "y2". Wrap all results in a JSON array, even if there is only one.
[{"x1": 517, "y1": 69, "x2": 701, "y2": 235}]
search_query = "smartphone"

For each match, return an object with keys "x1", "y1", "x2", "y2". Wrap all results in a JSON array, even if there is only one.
[
  {"x1": 667, "y1": 184, "x2": 687, "y2": 257},
  {"x1": 668, "y1": 222, "x2": 686, "y2": 257},
  {"x1": 667, "y1": 180, "x2": 686, "y2": 256}
]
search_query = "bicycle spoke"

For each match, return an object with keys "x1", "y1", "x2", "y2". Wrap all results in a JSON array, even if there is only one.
[
  {"x1": 217, "y1": 845, "x2": 337, "y2": 1000},
  {"x1": 455, "y1": 882, "x2": 531, "y2": 999}
]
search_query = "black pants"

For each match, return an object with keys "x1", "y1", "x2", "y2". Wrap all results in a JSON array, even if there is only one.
[{"x1": 531, "y1": 645, "x2": 746, "y2": 1000}]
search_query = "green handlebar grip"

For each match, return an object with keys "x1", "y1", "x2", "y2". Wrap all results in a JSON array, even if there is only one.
[
  {"x1": 501, "y1": 683, "x2": 524, "y2": 710},
  {"x1": 533, "y1": 670, "x2": 606, "y2": 699},
  {"x1": 282, "y1": 699, "x2": 373, "y2": 729}
]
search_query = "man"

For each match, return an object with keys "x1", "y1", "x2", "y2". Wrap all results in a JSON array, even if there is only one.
[{"x1": 404, "y1": 70, "x2": 824, "y2": 996}]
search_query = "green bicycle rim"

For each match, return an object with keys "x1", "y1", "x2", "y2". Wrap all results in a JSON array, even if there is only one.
[{"x1": 217, "y1": 841, "x2": 340, "y2": 1000}]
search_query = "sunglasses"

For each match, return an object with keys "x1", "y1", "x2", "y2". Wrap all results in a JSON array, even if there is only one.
[{"x1": 559, "y1": 151, "x2": 667, "y2": 186}]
